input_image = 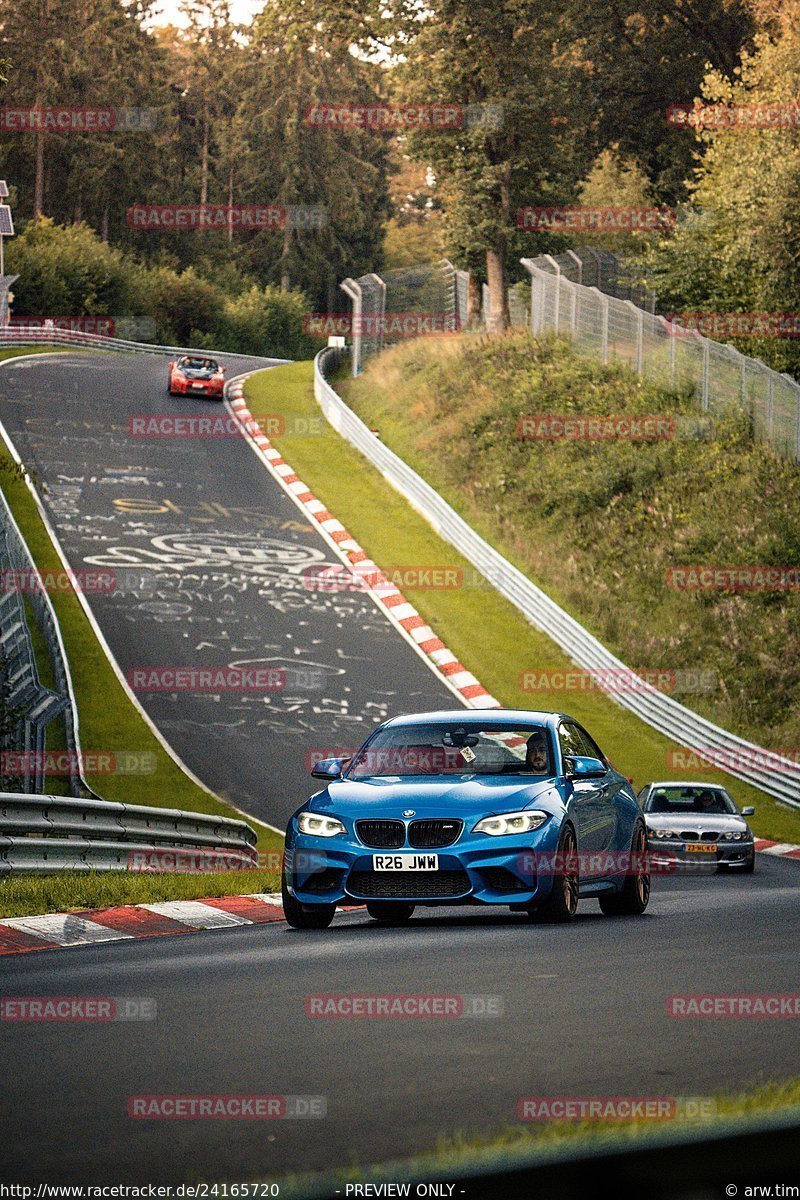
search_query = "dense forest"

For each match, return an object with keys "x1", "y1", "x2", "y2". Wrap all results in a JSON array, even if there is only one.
[{"x1": 0, "y1": 0, "x2": 798, "y2": 360}]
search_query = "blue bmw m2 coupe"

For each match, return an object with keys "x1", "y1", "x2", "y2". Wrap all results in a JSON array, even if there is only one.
[{"x1": 283, "y1": 709, "x2": 650, "y2": 928}]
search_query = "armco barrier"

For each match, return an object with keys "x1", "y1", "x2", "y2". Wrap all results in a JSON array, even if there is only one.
[
  {"x1": 314, "y1": 346, "x2": 800, "y2": 809},
  {"x1": 0, "y1": 792, "x2": 258, "y2": 874},
  {"x1": 0, "y1": 324, "x2": 277, "y2": 360}
]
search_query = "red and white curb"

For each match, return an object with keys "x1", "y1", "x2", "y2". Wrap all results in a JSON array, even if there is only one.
[
  {"x1": 0, "y1": 894, "x2": 289, "y2": 956},
  {"x1": 2, "y1": 840, "x2": 798, "y2": 956},
  {"x1": 226, "y1": 374, "x2": 500, "y2": 710}
]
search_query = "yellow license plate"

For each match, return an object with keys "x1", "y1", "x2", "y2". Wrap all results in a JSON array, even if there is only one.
[{"x1": 684, "y1": 843, "x2": 717, "y2": 853}]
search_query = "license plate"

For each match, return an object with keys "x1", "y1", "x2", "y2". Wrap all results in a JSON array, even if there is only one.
[
  {"x1": 373, "y1": 854, "x2": 439, "y2": 871},
  {"x1": 191, "y1": 382, "x2": 205, "y2": 389},
  {"x1": 683, "y1": 843, "x2": 717, "y2": 853}
]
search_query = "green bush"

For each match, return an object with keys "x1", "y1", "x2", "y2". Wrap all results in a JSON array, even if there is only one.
[
  {"x1": 208, "y1": 285, "x2": 316, "y2": 360},
  {"x1": 7, "y1": 218, "x2": 313, "y2": 359},
  {"x1": 6, "y1": 218, "x2": 133, "y2": 317}
]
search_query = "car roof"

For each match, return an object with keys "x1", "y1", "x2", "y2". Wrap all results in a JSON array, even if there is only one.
[
  {"x1": 381, "y1": 709, "x2": 570, "y2": 730},
  {"x1": 644, "y1": 781, "x2": 729, "y2": 790}
]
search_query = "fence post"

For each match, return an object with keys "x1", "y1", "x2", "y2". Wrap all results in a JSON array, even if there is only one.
[
  {"x1": 668, "y1": 320, "x2": 676, "y2": 386},
  {"x1": 569, "y1": 283, "x2": 577, "y2": 334},
  {"x1": 340, "y1": 278, "x2": 362, "y2": 377},
  {"x1": 701, "y1": 339, "x2": 710, "y2": 412},
  {"x1": 541, "y1": 254, "x2": 561, "y2": 331},
  {"x1": 565, "y1": 249, "x2": 583, "y2": 284},
  {"x1": 767, "y1": 374, "x2": 774, "y2": 440},
  {"x1": 600, "y1": 293, "x2": 609, "y2": 363},
  {"x1": 625, "y1": 300, "x2": 644, "y2": 375},
  {"x1": 519, "y1": 258, "x2": 539, "y2": 333}
]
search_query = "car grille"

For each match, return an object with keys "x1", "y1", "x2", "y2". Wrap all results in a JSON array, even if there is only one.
[
  {"x1": 346, "y1": 869, "x2": 471, "y2": 899},
  {"x1": 408, "y1": 819, "x2": 462, "y2": 848},
  {"x1": 355, "y1": 820, "x2": 405, "y2": 848},
  {"x1": 679, "y1": 830, "x2": 720, "y2": 841}
]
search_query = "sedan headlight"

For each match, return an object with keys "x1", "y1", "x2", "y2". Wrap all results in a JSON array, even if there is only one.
[
  {"x1": 650, "y1": 828, "x2": 676, "y2": 840},
  {"x1": 296, "y1": 811, "x2": 346, "y2": 838},
  {"x1": 474, "y1": 810, "x2": 549, "y2": 836},
  {"x1": 721, "y1": 830, "x2": 749, "y2": 841}
]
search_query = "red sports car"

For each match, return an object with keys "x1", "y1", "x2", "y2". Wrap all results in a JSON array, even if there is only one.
[{"x1": 167, "y1": 355, "x2": 225, "y2": 399}]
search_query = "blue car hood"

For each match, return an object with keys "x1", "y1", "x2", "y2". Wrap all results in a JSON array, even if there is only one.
[{"x1": 308, "y1": 775, "x2": 560, "y2": 817}]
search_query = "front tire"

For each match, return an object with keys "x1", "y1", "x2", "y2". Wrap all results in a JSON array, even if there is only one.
[
  {"x1": 282, "y1": 877, "x2": 335, "y2": 930},
  {"x1": 529, "y1": 823, "x2": 579, "y2": 923},
  {"x1": 599, "y1": 822, "x2": 651, "y2": 916},
  {"x1": 366, "y1": 902, "x2": 415, "y2": 925}
]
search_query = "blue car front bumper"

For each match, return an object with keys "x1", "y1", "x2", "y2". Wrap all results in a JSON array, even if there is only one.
[{"x1": 284, "y1": 819, "x2": 564, "y2": 908}]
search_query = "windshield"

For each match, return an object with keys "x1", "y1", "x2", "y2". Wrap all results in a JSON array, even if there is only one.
[
  {"x1": 179, "y1": 357, "x2": 218, "y2": 373},
  {"x1": 345, "y1": 722, "x2": 554, "y2": 779},
  {"x1": 644, "y1": 786, "x2": 738, "y2": 815}
]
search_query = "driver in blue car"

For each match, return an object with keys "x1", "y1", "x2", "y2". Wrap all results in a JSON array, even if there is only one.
[{"x1": 525, "y1": 731, "x2": 550, "y2": 774}]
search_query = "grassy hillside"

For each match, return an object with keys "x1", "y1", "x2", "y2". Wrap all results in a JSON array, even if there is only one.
[
  {"x1": 244, "y1": 362, "x2": 799, "y2": 842},
  {"x1": 339, "y1": 333, "x2": 800, "y2": 754}
]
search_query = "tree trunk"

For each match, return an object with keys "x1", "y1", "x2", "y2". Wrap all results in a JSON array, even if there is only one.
[
  {"x1": 200, "y1": 99, "x2": 209, "y2": 207},
  {"x1": 227, "y1": 167, "x2": 233, "y2": 243},
  {"x1": 280, "y1": 220, "x2": 291, "y2": 292},
  {"x1": 485, "y1": 163, "x2": 511, "y2": 332},
  {"x1": 34, "y1": 127, "x2": 45, "y2": 218},
  {"x1": 485, "y1": 248, "x2": 508, "y2": 333},
  {"x1": 467, "y1": 273, "x2": 481, "y2": 327},
  {"x1": 101, "y1": 207, "x2": 109, "y2": 242}
]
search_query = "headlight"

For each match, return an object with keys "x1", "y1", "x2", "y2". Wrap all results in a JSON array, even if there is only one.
[
  {"x1": 474, "y1": 810, "x2": 549, "y2": 836},
  {"x1": 650, "y1": 828, "x2": 675, "y2": 840},
  {"x1": 297, "y1": 811, "x2": 346, "y2": 838},
  {"x1": 721, "y1": 830, "x2": 748, "y2": 841}
]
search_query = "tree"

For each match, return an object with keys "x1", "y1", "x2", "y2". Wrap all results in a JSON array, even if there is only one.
[
  {"x1": 397, "y1": 0, "x2": 595, "y2": 329},
  {"x1": 639, "y1": 2, "x2": 800, "y2": 372}
]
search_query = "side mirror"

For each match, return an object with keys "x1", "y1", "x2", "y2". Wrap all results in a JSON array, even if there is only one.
[
  {"x1": 564, "y1": 755, "x2": 607, "y2": 780},
  {"x1": 310, "y1": 756, "x2": 350, "y2": 780},
  {"x1": 741, "y1": 806, "x2": 755, "y2": 816}
]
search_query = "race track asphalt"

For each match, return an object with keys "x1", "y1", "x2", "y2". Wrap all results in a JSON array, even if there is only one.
[
  {"x1": 0, "y1": 857, "x2": 798, "y2": 1183},
  {"x1": 0, "y1": 350, "x2": 456, "y2": 827}
]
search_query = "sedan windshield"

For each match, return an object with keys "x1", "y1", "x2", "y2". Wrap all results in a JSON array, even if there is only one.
[
  {"x1": 346, "y1": 722, "x2": 554, "y2": 779},
  {"x1": 179, "y1": 357, "x2": 218, "y2": 373},
  {"x1": 645, "y1": 786, "x2": 738, "y2": 815}
]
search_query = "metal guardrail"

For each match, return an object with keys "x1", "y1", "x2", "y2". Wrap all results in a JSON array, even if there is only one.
[
  {"x1": 0, "y1": 792, "x2": 258, "y2": 874},
  {"x1": 314, "y1": 346, "x2": 800, "y2": 809},
  {"x1": 0, "y1": 324, "x2": 270, "y2": 359},
  {"x1": 0, "y1": 481, "x2": 76, "y2": 794}
]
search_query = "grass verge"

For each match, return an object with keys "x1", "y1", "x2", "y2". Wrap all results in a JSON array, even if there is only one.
[
  {"x1": 275, "y1": 1077, "x2": 800, "y2": 1193},
  {"x1": 0, "y1": 866, "x2": 281, "y2": 919},
  {"x1": 244, "y1": 360, "x2": 800, "y2": 843}
]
